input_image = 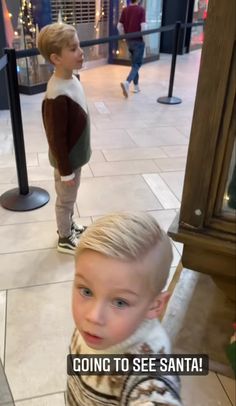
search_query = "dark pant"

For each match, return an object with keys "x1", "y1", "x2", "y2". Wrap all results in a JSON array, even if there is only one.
[{"x1": 126, "y1": 40, "x2": 145, "y2": 85}]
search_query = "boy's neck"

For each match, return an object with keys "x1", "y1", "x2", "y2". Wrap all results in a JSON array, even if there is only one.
[{"x1": 54, "y1": 67, "x2": 73, "y2": 80}]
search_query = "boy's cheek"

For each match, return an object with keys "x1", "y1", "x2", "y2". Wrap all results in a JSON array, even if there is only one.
[
  {"x1": 72, "y1": 288, "x2": 80, "y2": 303},
  {"x1": 72, "y1": 290, "x2": 80, "y2": 314},
  {"x1": 72, "y1": 297, "x2": 81, "y2": 326},
  {"x1": 72, "y1": 287, "x2": 76, "y2": 304}
]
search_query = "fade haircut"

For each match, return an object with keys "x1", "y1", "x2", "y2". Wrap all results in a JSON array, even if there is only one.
[
  {"x1": 37, "y1": 22, "x2": 77, "y2": 63},
  {"x1": 75, "y1": 212, "x2": 173, "y2": 294}
]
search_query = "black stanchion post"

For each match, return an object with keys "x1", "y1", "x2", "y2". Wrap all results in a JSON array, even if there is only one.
[
  {"x1": 158, "y1": 21, "x2": 182, "y2": 105},
  {"x1": 5, "y1": 48, "x2": 29, "y2": 195},
  {"x1": 0, "y1": 48, "x2": 50, "y2": 211}
]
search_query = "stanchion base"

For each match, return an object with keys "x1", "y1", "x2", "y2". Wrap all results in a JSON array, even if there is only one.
[
  {"x1": 0, "y1": 187, "x2": 50, "y2": 211},
  {"x1": 157, "y1": 96, "x2": 182, "y2": 105}
]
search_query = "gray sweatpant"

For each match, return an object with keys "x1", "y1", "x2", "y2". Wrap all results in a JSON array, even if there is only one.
[{"x1": 54, "y1": 167, "x2": 81, "y2": 238}]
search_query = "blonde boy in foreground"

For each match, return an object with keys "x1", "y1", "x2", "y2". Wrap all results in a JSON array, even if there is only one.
[
  {"x1": 38, "y1": 23, "x2": 91, "y2": 255},
  {"x1": 67, "y1": 212, "x2": 182, "y2": 405}
]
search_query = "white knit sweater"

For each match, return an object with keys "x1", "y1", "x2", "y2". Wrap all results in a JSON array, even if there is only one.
[{"x1": 67, "y1": 319, "x2": 182, "y2": 405}]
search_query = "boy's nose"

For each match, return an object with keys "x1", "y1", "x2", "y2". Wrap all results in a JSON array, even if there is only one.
[{"x1": 86, "y1": 302, "x2": 105, "y2": 326}]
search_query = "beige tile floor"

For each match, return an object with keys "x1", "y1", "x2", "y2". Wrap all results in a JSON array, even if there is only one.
[{"x1": 0, "y1": 51, "x2": 235, "y2": 405}]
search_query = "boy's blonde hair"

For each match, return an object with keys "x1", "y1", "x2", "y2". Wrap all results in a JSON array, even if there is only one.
[
  {"x1": 37, "y1": 22, "x2": 77, "y2": 62},
  {"x1": 76, "y1": 212, "x2": 173, "y2": 294}
]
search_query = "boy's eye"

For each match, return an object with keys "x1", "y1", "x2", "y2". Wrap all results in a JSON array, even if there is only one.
[
  {"x1": 79, "y1": 287, "x2": 92, "y2": 297},
  {"x1": 112, "y1": 298, "x2": 129, "y2": 309}
]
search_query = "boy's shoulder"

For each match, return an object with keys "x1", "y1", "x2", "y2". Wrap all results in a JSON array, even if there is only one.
[
  {"x1": 46, "y1": 74, "x2": 82, "y2": 99},
  {"x1": 44, "y1": 74, "x2": 87, "y2": 113},
  {"x1": 131, "y1": 319, "x2": 171, "y2": 356}
]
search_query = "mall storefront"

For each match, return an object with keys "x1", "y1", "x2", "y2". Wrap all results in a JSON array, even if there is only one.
[
  {"x1": 161, "y1": 0, "x2": 208, "y2": 54},
  {"x1": 1, "y1": 0, "x2": 207, "y2": 95},
  {"x1": 108, "y1": 0, "x2": 162, "y2": 65}
]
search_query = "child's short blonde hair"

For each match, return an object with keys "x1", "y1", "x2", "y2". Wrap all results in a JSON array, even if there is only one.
[
  {"x1": 37, "y1": 22, "x2": 77, "y2": 62},
  {"x1": 76, "y1": 212, "x2": 173, "y2": 294}
]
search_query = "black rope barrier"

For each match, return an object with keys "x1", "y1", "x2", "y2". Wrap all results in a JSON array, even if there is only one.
[
  {"x1": 184, "y1": 21, "x2": 205, "y2": 29},
  {"x1": 16, "y1": 22, "x2": 204, "y2": 59},
  {"x1": 0, "y1": 48, "x2": 49, "y2": 211},
  {"x1": 15, "y1": 24, "x2": 176, "y2": 59},
  {"x1": 14, "y1": 21, "x2": 203, "y2": 59}
]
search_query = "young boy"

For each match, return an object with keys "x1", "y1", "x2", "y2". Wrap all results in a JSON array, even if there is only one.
[
  {"x1": 67, "y1": 212, "x2": 182, "y2": 405},
  {"x1": 38, "y1": 23, "x2": 91, "y2": 255}
]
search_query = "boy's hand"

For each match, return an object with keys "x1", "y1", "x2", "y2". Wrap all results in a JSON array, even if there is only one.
[{"x1": 63, "y1": 179, "x2": 76, "y2": 187}]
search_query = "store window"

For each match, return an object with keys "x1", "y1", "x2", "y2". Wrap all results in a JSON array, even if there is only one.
[
  {"x1": 11, "y1": 0, "x2": 53, "y2": 93},
  {"x1": 4, "y1": 0, "x2": 110, "y2": 93},
  {"x1": 145, "y1": 0, "x2": 162, "y2": 58},
  {"x1": 110, "y1": 0, "x2": 163, "y2": 64},
  {"x1": 51, "y1": 0, "x2": 109, "y2": 63},
  {"x1": 190, "y1": 0, "x2": 208, "y2": 50}
]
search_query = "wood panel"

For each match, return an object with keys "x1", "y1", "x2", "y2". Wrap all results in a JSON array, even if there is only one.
[{"x1": 180, "y1": 0, "x2": 236, "y2": 229}]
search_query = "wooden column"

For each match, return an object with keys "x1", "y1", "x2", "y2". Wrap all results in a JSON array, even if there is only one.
[{"x1": 168, "y1": 0, "x2": 236, "y2": 300}]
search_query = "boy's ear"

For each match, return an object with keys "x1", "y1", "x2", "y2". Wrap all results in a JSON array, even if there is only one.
[
  {"x1": 146, "y1": 291, "x2": 170, "y2": 319},
  {"x1": 50, "y1": 53, "x2": 61, "y2": 65}
]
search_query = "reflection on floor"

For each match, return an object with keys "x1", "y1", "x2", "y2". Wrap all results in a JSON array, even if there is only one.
[{"x1": 0, "y1": 50, "x2": 235, "y2": 405}]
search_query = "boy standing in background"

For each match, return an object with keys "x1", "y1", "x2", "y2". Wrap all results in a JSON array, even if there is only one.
[{"x1": 38, "y1": 23, "x2": 91, "y2": 255}]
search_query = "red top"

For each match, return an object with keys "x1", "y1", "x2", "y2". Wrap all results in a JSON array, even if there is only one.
[{"x1": 119, "y1": 5, "x2": 145, "y2": 40}]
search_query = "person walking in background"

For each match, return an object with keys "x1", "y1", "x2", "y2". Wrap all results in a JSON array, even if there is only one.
[
  {"x1": 117, "y1": 0, "x2": 146, "y2": 98},
  {"x1": 38, "y1": 23, "x2": 91, "y2": 255}
]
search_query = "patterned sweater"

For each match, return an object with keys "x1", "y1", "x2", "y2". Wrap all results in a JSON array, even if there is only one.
[
  {"x1": 42, "y1": 73, "x2": 91, "y2": 180},
  {"x1": 67, "y1": 319, "x2": 182, "y2": 405}
]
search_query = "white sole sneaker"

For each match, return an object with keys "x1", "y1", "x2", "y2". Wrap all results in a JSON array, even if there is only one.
[
  {"x1": 57, "y1": 245, "x2": 76, "y2": 255},
  {"x1": 57, "y1": 234, "x2": 78, "y2": 255},
  {"x1": 133, "y1": 86, "x2": 140, "y2": 93}
]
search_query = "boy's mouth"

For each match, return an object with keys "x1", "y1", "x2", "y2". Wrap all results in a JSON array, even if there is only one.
[{"x1": 83, "y1": 331, "x2": 103, "y2": 345}]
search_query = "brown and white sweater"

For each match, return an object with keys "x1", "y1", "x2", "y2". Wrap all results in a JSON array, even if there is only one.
[
  {"x1": 42, "y1": 73, "x2": 91, "y2": 180},
  {"x1": 67, "y1": 319, "x2": 182, "y2": 406}
]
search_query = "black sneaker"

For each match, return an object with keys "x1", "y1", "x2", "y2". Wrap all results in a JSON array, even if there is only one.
[
  {"x1": 57, "y1": 233, "x2": 79, "y2": 255},
  {"x1": 71, "y1": 222, "x2": 87, "y2": 237}
]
